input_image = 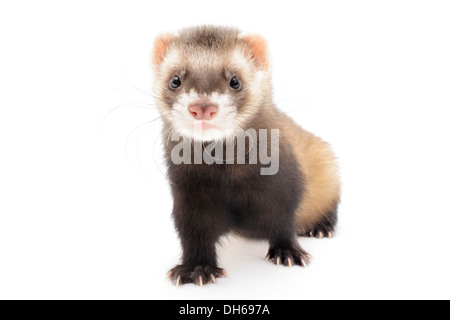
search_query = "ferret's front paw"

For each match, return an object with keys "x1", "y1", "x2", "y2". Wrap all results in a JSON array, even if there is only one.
[
  {"x1": 168, "y1": 264, "x2": 226, "y2": 287},
  {"x1": 266, "y1": 246, "x2": 311, "y2": 267}
]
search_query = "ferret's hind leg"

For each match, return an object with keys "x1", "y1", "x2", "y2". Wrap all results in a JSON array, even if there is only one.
[{"x1": 297, "y1": 205, "x2": 338, "y2": 239}]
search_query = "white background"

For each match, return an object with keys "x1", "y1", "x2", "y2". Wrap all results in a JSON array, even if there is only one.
[{"x1": 1, "y1": 0, "x2": 449, "y2": 300}]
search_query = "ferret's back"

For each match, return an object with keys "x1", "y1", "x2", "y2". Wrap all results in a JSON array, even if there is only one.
[{"x1": 279, "y1": 112, "x2": 340, "y2": 233}]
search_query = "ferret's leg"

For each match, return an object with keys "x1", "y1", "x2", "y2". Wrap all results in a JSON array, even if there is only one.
[
  {"x1": 168, "y1": 196, "x2": 228, "y2": 286},
  {"x1": 168, "y1": 233, "x2": 226, "y2": 286},
  {"x1": 266, "y1": 233, "x2": 310, "y2": 267},
  {"x1": 297, "y1": 204, "x2": 338, "y2": 239}
]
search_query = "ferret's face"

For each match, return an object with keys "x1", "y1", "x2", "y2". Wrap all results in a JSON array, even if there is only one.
[{"x1": 152, "y1": 28, "x2": 271, "y2": 141}]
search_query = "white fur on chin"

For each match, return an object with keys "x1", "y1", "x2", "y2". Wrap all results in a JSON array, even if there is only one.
[{"x1": 171, "y1": 90, "x2": 238, "y2": 141}]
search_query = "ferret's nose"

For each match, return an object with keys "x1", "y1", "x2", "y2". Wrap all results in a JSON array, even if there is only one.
[{"x1": 189, "y1": 104, "x2": 218, "y2": 120}]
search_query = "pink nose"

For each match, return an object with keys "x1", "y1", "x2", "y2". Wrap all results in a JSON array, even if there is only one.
[{"x1": 189, "y1": 104, "x2": 218, "y2": 120}]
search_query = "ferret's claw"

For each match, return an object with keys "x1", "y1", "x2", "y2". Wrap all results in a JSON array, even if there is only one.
[
  {"x1": 267, "y1": 246, "x2": 310, "y2": 268},
  {"x1": 287, "y1": 258, "x2": 293, "y2": 267},
  {"x1": 167, "y1": 271, "x2": 174, "y2": 279},
  {"x1": 169, "y1": 265, "x2": 225, "y2": 286},
  {"x1": 218, "y1": 269, "x2": 227, "y2": 278},
  {"x1": 300, "y1": 258, "x2": 306, "y2": 267},
  {"x1": 318, "y1": 231, "x2": 324, "y2": 239}
]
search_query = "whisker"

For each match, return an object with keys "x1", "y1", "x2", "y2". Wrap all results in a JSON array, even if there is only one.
[
  {"x1": 151, "y1": 127, "x2": 170, "y2": 180},
  {"x1": 117, "y1": 49, "x2": 157, "y2": 100},
  {"x1": 100, "y1": 102, "x2": 159, "y2": 128},
  {"x1": 164, "y1": 122, "x2": 177, "y2": 147},
  {"x1": 125, "y1": 118, "x2": 162, "y2": 163},
  {"x1": 113, "y1": 86, "x2": 158, "y2": 99},
  {"x1": 136, "y1": 122, "x2": 155, "y2": 183}
]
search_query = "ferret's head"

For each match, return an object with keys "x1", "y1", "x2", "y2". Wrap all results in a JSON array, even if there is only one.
[{"x1": 152, "y1": 26, "x2": 272, "y2": 141}]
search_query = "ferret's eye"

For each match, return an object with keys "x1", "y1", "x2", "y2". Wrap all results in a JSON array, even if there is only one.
[
  {"x1": 170, "y1": 76, "x2": 181, "y2": 89},
  {"x1": 230, "y1": 77, "x2": 241, "y2": 90}
]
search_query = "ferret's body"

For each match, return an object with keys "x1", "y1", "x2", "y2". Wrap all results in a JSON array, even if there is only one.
[
  {"x1": 152, "y1": 26, "x2": 340, "y2": 286},
  {"x1": 282, "y1": 112, "x2": 340, "y2": 236}
]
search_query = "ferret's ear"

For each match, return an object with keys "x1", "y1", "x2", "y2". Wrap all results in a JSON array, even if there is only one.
[
  {"x1": 241, "y1": 35, "x2": 269, "y2": 70},
  {"x1": 152, "y1": 33, "x2": 174, "y2": 66}
]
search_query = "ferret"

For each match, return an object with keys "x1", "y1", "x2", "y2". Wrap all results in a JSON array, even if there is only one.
[{"x1": 151, "y1": 26, "x2": 340, "y2": 286}]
